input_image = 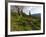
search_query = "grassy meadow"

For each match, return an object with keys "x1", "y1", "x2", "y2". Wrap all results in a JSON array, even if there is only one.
[{"x1": 10, "y1": 11, "x2": 41, "y2": 31}]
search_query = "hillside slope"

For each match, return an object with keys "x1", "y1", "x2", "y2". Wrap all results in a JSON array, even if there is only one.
[{"x1": 11, "y1": 12, "x2": 41, "y2": 31}]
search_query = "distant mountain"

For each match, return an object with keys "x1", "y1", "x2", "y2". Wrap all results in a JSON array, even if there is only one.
[{"x1": 32, "y1": 13, "x2": 41, "y2": 17}]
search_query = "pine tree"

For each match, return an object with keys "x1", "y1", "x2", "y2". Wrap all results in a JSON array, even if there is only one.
[
  {"x1": 18, "y1": 8, "x2": 20, "y2": 15},
  {"x1": 29, "y1": 10, "x2": 31, "y2": 16}
]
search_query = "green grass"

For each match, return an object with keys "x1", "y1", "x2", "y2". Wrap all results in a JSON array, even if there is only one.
[{"x1": 10, "y1": 12, "x2": 41, "y2": 31}]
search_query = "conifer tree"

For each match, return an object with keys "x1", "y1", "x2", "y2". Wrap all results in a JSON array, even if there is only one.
[
  {"x1": 29, "y1": 10, "x2": 31, "y2": 16},
  {"x1": 18, "y1": 8, "x2": 20, "y2": 15}
]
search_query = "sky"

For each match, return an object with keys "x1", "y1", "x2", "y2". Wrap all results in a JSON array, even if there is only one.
[
  {"x1": 23, "y1": 6, "x2": 42, "y2": 15},
  {"x1": 11, "y1": 6, "x2": 42, "y2": 15}
]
